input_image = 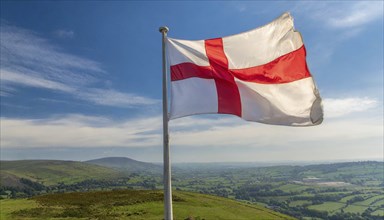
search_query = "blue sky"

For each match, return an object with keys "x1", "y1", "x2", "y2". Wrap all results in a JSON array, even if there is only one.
[{"x1": 1, "y1": 1, "x2": 383, "y2": 163}]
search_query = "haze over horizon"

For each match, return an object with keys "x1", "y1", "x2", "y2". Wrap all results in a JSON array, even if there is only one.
[
  {"x1": 1, "y1": 2, "x2": 383, "y2": 163},
  {"x1": 1, "y1": 155, "x2": 383, "y2": 166}
]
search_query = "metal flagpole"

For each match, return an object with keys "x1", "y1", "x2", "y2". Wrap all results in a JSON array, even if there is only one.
[{"x1": 159, "y1": 26, "x2": 173, "y2": 220}]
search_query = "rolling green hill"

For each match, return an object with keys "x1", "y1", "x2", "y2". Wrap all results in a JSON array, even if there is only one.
[
  {"x1": 85, "y1": 157, "x2": 162, "y2": 174},
  {"x1": 0, "y1": 189, "x2": 295, "y2": 220},
  {"x1": 0, "y1": 160, "x2": 121, "y2": 186},
  {"x1": 1, "y1": 159, "x2": 382, "y2": 219}
]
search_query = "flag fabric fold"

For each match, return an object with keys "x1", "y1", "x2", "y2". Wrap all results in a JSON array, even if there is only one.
[{"x1": 166, "y1": 12, "x2": 323, "y2": 126}]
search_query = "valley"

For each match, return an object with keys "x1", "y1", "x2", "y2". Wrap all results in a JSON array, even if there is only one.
[{"x1": 1, "y1": 158, "x2": 383, "y2": 219}]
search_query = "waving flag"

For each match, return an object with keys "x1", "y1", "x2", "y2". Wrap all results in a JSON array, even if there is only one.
[{"x1": 166, "y1": 13, "x2": 323, "y2": 126}]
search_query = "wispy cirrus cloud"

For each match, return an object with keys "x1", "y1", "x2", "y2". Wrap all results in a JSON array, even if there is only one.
[
  {"x1": 0, "y1": 23, "x2": 158, "y2": 107},
  {"x1": 292, "y1": 2, "x2": 383, "y2": 68},
  {"x1": 0, "y1": 114, "x2": 162, "y2": 148},
  {"x1": 1, "y1": 69, "x2": 74, "y2": 93},
  {"x1": 53, "y1": 29, "x2": 75, "y2": 39},
  {"x1": 294, "y1": 1, "x2": 383, "y2": 30},
  {"x1": 1, "y1": 24, "x2": 103, "y2": 74},
  {"x1": 77, "y1": 89, "x2": 160, "y2": 107},
  {"x1": 0, "y1": 83, "x2": 16, "y2": 97},
  {"x1": 1, "y1": 68, "x2": 159, "y2": 107},
  {"x1": 325, "y1": 2, "x2": 383, "y2": 29}
]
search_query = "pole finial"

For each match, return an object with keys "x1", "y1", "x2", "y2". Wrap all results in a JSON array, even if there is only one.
[{"x1": 159, "y1": 26, "x2": 169, "y2": 33}]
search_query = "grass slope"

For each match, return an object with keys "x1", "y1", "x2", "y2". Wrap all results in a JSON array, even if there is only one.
[
  {"x1": 0, "y1": 160, "x2": 120, "y2": 186},
  {"x1": 0, "y1": 190, "x2": 295, "y2": 220},
  {"x1": 85, "y1": 157, "x2": 162, "y2": 173}
]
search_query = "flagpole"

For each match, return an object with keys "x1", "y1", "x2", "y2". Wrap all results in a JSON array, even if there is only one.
[{"x1": 159, "y1": 26, "x2": 173, "y2": 220}]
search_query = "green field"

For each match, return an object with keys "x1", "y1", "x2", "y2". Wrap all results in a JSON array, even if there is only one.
[
  {"x1": 372, "y1": 198, "x2": 384, "y2": 207},
  {"x1": 340, "y1": 194, "x2": 363, "y2": 203},
  {"x1": 371, "y1": 209, "x2": 384, "y2": 216},
  {"x1": 0, "y1": 198, "x2": 38, "y2": 220},
  {"x1": 1, "y1": 160, "x2": 121, "y2": 185},
  {"x1": 0, "y1": 190, "x2": 295, "y2": 220},
  {"x1": 308, "y1": 202, "x2": 345, "y2": 213},
  {"x1": 288, "y1": 200, "x2": 311, "y2": 207},
  {"x1": 278, "y1": 184, "x2": 311, "y2": 193},
  {"x1": 343, "y1": 204, "x2": 368, "y2": 214},
  {"x1": 355, "y1": 195, "x2": 384, "y2": 206}
]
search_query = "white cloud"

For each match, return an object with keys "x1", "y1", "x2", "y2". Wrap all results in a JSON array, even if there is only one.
[
  {"x1": 1, "y1": 94, "x2": 382, "y2": 162},
  {"x1": 53, "y1": 29, "x2": 74, "y2": 39},
  {"x1": 0, "y1": 83, "x2": 16, "y2": 97},
  {"x1": 0, "y1": 115, "x2": 162, "y2": 148},
  {"x1": 326, "y1": 2, "x2": 383, "y2": 29},
  {"x1": 323, "y1": 97, "x2": 378, "y2": 118},
  {"x1": 1, "y1": 96, "x2": 381, "y2": 156},
  {"x1": 1, "y1": 69, "x2": 159, "y2": 107},
  {"x1": 1, "y1": 25, "x2": 102, "y2": 73},
  {"x1": 292, "y1": 2, "x2": 383, "y2": 68},
  {"x1": 168, "y1": 104, "x2": 382, "y2": 162},
  {"x1": 0, "y1": 90, "x2": 11, "y2": 97},
  {"x1": 0, "y1": 23, "x2": 158, "y2": 107},
  {"x1": 169, "y1": 97, "x2": 382, "y2": 160},
  {"x1": 78, "y1": 89, "x2": 160, "y2": 107},
  {"x1": 233, "y1": 3, "x2": 247, "y2": 12},
  {"x1": 170, "y1": 116, "x2": 235, "y2": 130},
  {"x1": 294, "y1": 1, "x2": 383, "y2": 30},
  {"x1": 1, "y1": 69, "x2": 74, "y2": 93}
]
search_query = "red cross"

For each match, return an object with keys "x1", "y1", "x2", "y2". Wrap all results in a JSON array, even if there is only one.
[{"x1": 205, "y1": 38, "x2": 242, "y2": 117}]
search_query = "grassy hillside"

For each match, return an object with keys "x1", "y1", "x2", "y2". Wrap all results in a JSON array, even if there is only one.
[
  {"x1": 0, "y1": 160, "x2": 121, "y2": 186},
  {"x1": 2, "y1": 160, "x2": 382, "y2": 219},
  {"x1": 85, "y1": 157, "x2": 162, "y2": 174},
  {"x1": 0, "y1": 189, "x2": 295, "y2": 220}
]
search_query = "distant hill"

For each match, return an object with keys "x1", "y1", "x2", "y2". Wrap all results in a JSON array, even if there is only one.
[
  {"x1": 0, "y1": 190, "x2": 295, "y2": 219},
  {"x1": 85, "y1": 157, "x2": 162, "y2": 174},
  {"x1": 0, "y1": 160, "x2": 121, "y2": 186}
]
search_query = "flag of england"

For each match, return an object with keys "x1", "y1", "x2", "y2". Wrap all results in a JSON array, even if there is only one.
[{"x1": 166, "y1": 12, "x2": 323, "y2": 126}]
